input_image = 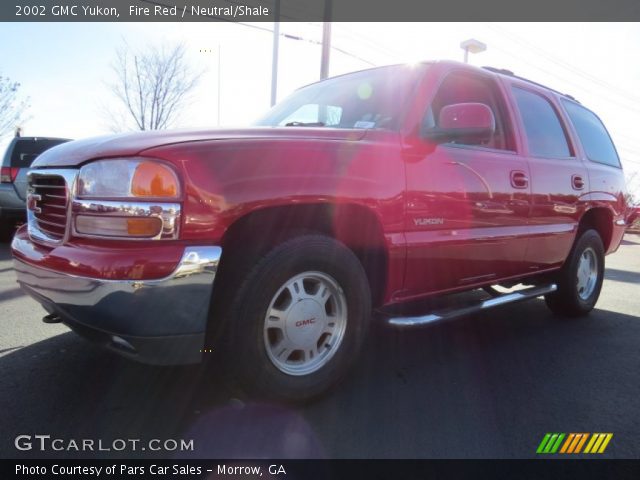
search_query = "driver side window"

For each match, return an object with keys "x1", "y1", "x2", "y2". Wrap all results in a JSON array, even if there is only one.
[{"x1": 423, "y1": 72, "x2": 515, "y2": 151}]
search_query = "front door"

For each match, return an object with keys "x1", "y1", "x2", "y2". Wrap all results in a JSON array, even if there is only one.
[{"x1": 402, "y1": 70, "x2": 531, "y2": 298}]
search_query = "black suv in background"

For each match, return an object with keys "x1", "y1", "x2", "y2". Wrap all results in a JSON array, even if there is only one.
[{"x1": 0, "y1": 136, "x2": 70, "y2": 239}]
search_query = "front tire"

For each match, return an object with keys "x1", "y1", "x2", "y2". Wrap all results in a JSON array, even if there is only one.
[
  {"x1": 215, "y1": 235, "x2": 371, "y2": 403},
  {"x1": 545, "y1": 229, "x2": 604, "y2": 317}
]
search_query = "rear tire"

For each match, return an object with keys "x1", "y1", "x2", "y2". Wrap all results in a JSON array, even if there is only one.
[
  {"x1": 545, "y1": 229, "x2": 604, "y2": 317},
  {"x1": 213, "y1": 234, "x2": 371, "y2": 403}
]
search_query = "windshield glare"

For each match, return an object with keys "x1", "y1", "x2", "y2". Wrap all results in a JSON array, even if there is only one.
[{"x1": 255, "y1": 64, "x2": 426, "y2": 131}]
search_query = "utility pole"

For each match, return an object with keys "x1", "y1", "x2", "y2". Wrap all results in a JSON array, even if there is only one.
[
  {"x1": 270, "y1": 0, "x2": 281, "y2": 106},
  {"x1": 217, "y1": 44, "x2": 221, "y2": 125},
  {"x1": 320, "y1": 0, "x2": 332, "y2": 80}
]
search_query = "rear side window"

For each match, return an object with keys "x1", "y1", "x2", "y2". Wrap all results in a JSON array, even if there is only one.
[
  {"x1": 512, "y1": 87, "x2": 571, "y2": 158},
  {"x1": 10, "y1": 138, "x2": 68, "y2": 168},
  {"x1": 562, "y1": 100, "x2": 620, "y2": 167}
]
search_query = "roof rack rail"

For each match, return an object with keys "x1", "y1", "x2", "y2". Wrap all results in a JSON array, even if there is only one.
[
  {"x1": 482, "y1": 66, "x2": 579, "y2": 103},
  {"x1": 482, "y1": 66, "x2": 514, "y2": 76}
]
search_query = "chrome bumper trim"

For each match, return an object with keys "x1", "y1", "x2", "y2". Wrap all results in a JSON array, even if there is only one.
[
  {"x1": 71, "y1": 199, "x2": 181, "y2": 240},
  {"x1": 12, "y1": 242, "x2": 222, "y2": 365}
]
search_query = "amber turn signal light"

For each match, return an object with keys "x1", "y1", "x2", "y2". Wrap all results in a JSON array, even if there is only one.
[
  {"x1": 131, "y1": 161, "x2": 180, "y2": 198},
  {"x1": 126, "y1": 217, "x2": 163, "y2": 236}
]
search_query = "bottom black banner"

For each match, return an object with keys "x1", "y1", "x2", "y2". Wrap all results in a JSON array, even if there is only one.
[{"x1": 3, "y1": 459, "x2": 640, "y2": 480}]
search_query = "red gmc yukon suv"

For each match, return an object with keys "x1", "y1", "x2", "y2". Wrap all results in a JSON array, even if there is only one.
[{"x1": 11, "y1": 61, "x2": 627, "y2": 401}]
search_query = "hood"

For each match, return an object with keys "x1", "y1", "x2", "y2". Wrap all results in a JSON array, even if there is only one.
[{"x1": 32, "y1": 127, "x2": 368, "y2": 168}]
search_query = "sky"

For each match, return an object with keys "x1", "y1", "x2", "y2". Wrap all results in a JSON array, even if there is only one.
[{"x1": 0, "y1": 22, "x2": 639, "y2": 196}]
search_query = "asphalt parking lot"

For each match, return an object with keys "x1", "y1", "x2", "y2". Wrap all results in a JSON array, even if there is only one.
[{"x1": 1, "y1": 233, "x2": 639, "y2": 459}]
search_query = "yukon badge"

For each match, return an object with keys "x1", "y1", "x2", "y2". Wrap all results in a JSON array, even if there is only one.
[{"x1": 414, "y1": 217, "x2": 444, "y2": 226}]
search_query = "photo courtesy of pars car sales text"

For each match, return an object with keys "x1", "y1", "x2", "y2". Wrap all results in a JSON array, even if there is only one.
[{"x1": 15, "y1": 464, "x2": 202, "y2": 476}]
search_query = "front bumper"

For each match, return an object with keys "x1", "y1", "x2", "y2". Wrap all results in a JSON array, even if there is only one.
[{"x1": 12, "y1": 233, "x2": 222, "y2": 365}]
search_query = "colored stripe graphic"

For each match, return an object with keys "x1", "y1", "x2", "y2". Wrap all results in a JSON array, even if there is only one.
[
  {"x1": 544, "y1": 434, "x2": 559, "y2": 453},
  {"x1": 584, "y1": 433, "x2": 614, "y2": 454},
  {"x1": 550, "y1": 433, "x2": 565, "y2": 453},
  {"x1": 598, "y1": 434, "x2": 613, "y2": 453},
  {"x1": 539, "y1": 433, "x2": 613, "y2": 454},
  {"x1": 574, "y1": 433, "x2": 589, "y2": 453},
  {"x1": 537, "y1": 433, "x2": 565, "y2": 454},
  {"x1": 537, "y1": 434, "x2": 552, "y2": 454},
  {"x1": 560, "y1": 433, "x2": 575, "y2": 453}
]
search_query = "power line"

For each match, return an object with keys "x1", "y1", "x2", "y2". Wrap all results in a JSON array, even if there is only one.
[
  {"x1": 486, "y1": 23, "x2": 640, "y2": 104},
  {"x1": 281, "y1": 32, "x2": 376, "y2": 66},
  {"x1": 333, "y1": 24, "x2": 405, "y2": 62},
  {"x1": 139, "y1": 0, "x2": 376, "y2": 66},
  {"x1": 488, "y1": 43, "x2": 640, "y2": 115}
]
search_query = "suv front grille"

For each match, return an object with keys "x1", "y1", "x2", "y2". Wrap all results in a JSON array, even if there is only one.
[{"x1": 29, "y1": 174, "x2": 69, "y2": 242}]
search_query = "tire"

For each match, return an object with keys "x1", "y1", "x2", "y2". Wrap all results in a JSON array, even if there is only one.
[
  {"x1": 0, "y1": 221, "x2": 15, "y2": 243},
  {"x1": 213, "y1": 234, "x2": 371, "y2": 403},
  {"x1": 544, "y1": 229, "x2": 605, "y2": 317}
]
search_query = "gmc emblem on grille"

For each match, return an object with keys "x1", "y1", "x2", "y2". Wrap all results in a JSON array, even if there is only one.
[{"x1": 27, "y1": 193, "x2": 42, "y2": 213}]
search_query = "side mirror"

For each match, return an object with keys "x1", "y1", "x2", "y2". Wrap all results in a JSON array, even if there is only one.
[{"x1": 424, "y1": 102, "x2": 495, "y2": 144}]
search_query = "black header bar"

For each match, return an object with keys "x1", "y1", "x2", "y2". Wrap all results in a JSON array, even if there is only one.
[
  {"x1": 4, "y1": 459, "x2": 640, "y2": 480},
  {"x1": 3, "y1": 0, "x2": 640, "y2": 22}
]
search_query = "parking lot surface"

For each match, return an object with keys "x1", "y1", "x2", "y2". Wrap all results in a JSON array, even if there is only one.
[{"x1": 1, "y1": 234, "x2": 639, "y2": 458}]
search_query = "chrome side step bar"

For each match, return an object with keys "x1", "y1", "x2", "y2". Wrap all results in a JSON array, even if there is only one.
[{"x1": 387, "y1": 284, "x2": 557, "y2": 328}]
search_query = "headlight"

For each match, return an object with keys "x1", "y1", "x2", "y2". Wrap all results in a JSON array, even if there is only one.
[
  {"x1": 77, "y1": 158, "x2": 180, "y2": 199},
  {"x1": 72, "y1": 158, "x2": 181, "y2": 240}
]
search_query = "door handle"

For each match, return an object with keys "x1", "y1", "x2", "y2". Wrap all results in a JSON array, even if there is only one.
[
  {"x1": 510, "y1": 171, "x2": 529, "y2": 189},
  {"x1": 572, "y1": 174, "x2": 585, "y2": 190}
]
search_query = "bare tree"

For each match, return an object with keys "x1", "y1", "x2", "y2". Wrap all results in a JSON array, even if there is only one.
[
  {"x1": 108, "y1": 43, "x2": 200, "y2": 131},
  {"x1": 0, "y1": 74, "x2": 29, "y2": 137}
]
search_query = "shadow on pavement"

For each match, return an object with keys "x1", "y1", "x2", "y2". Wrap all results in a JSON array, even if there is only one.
[
  {"x1": 0, "y1": 329, "x2": 324, "y2": 459},
  {"x1": 1, "y1": 331, "x2": 231, "y2": 459},
  {"x1": 605, "y1": 268, "x2": 640, "y2": 285},
  {"x1": 2, "y1": 299, "x2": 639, "y2": 459},
  {"x1": 302, "y1": 300, "x2": 640, "y2": 458},
  {"x1": 0, "y1": 287, "x2": 26, "y2": 303},
  {"x1": 621, "y1": 234, "x2": 640, "y2": 246}
]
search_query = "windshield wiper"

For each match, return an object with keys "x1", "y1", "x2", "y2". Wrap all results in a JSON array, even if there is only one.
[{"x1": 284, "y1": 121, "x2": 326, "y2": 127}]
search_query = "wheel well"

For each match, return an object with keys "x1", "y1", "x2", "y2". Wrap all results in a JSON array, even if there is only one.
[
  {"x1": 220, "y1": 204, "x2": 388, "y2": 307},
  {"x1": 578, "y1": 207, "x2": 613, "y2": 251}
]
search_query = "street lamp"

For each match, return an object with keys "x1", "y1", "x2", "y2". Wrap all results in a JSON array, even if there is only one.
[{"x1": 460, "y1": 39, "x2": 487, "y2": 63}]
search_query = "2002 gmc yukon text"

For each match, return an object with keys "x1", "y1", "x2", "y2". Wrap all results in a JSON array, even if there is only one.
[{"x1": 11, "y1": 61, "x2": 627, "y2": 401}]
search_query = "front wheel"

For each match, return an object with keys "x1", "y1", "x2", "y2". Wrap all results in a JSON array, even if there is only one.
[
  {"x1": 215, "y1": 235, "x2": 371, "y2": 402},
  {"x1": 545, "y1": 229, "x2": 604, "y2": 317}
]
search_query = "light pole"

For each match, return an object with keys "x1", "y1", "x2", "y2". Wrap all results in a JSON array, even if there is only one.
[
  {"x1": 270, "y1": 0, "x2": 280, "y2": 106},
  {"x1": 320, "y1": 0, "x2": 332, "y2": 80},
  {"x1": 217, "y1": 44, "x2": 221, "y2": 125},
  {"x1": 460, "y1": 39, "x2": 487, "y2": 63}
]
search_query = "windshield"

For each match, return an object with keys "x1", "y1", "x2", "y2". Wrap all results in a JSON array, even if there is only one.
[{"x1": 255, "y1": 64, "x2": 427, "y2": 130}]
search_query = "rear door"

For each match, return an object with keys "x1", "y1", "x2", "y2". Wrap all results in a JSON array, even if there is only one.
[
  {"x1": 561, "y1": 99, "x2": 626, "y2": 253},
  {"x1": 403, "y1": 69, "x2": 531, "y2": 297},
  {"x1": 508, "y1": 83, "x2": 588, "y2": 270}
]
